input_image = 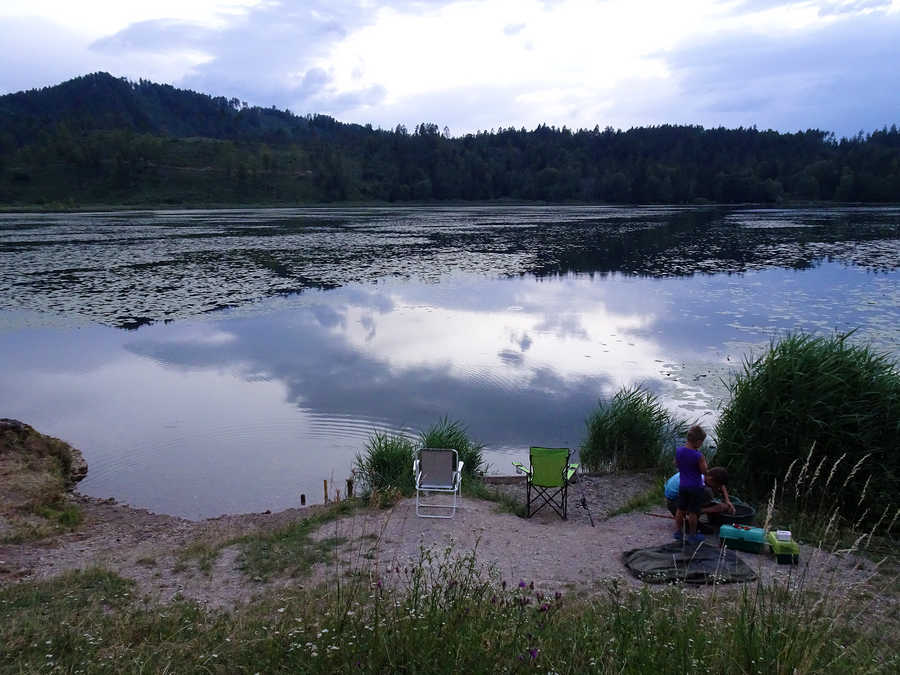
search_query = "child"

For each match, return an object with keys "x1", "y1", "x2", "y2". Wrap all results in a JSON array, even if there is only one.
[
  {"x1": 674, "y1": 425, "x2": 708, "y2": 543},
  {"x1": 703, "y1": 467, "x2": 735, "y2": 521},
  {"x1": 665, "y1": 466, "x2": 735, "y2": 520}
]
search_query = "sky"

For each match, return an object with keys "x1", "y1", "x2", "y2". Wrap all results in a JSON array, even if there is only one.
[{"x1": 1, "y1": 0, "x2": 898, "y2": 138}]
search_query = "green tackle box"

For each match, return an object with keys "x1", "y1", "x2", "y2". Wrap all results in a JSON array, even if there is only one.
[
  {"x1": 719, "y1": 524, "x2": 766, "y2": 553},
  {"x1": 766, "y1": 531, "x2": 800, "y2": 565}
]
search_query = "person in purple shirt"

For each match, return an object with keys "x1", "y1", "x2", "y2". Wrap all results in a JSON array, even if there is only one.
[{"x1": 674, "y1": 425, "x2": 709, "y2": 543}]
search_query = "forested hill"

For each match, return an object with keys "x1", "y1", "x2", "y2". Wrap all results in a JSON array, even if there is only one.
[{"x1": 2, "y1": 72, "x2": 899, "y2": 206}]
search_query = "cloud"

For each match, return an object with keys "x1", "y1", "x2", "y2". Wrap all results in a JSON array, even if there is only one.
[
  {"x1": 3, "y1": 0, "x2": 898, "y2": 136},
  {"x1": 656, "y1": 8, "x2": 900, "y2": 135},
  {"x1": 0, "y1": 17, "x2": 93, "y2": 93},
  {"x1": 81, "y1": 1, "x2": 455, "y2": 116},
  {"x1": 816, "y1": 0, "x2": 892, "y2": 15},
  {"x1": 91, "y1": 19, "x2": 213, "y2": 53}
]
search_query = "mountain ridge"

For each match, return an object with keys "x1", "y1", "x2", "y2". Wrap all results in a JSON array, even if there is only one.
[{"x1": 1, "y1": 72, "x2": 899, "y2": 206}]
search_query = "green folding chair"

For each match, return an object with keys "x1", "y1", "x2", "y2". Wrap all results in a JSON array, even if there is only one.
[{"x1": 512, "y1": 447, "x2": 579, "y2": 519}]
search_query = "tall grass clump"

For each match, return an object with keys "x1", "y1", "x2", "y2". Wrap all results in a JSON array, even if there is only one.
[
  {"x1": 715, "y1": 332, "x2": 900, "y2": 521},
  {"x1": 353, "y1": 431, "x2": 416, "y2": 497},
  {"x1": 420, "y1": 416, "x2": 485, "y2": 478},
  {"x1": 581, "y1": 385, "x2": 688, "y2": 471}
]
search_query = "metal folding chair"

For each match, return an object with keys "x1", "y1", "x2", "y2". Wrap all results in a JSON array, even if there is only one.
[{"x1": 414, "y1": 448, "x2": 463, "y2": 518}]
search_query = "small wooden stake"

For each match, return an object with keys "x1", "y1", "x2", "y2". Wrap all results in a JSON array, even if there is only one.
[
  {"x1": 346, "y1": 478, "x2": 354, "y2": 498},
  {"x1": 323, "y1": 479, "x2": 328, "y2": 504},
  {"x1": 300, "y1": 493, "x2": 306, "y2": 506}
]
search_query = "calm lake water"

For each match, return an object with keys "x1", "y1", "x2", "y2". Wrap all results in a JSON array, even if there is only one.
[{"x1": 1, "y1": 205, "x2": 898, "y2": 519}]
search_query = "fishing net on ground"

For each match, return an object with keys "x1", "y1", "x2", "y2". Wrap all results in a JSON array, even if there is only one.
[{"x1": 623, "y1": 541, "x2": 757, "y2": 584}]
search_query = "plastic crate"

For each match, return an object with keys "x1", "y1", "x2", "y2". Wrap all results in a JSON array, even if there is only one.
[
  {"x1": 766, "y1": 531, "x2": 800, "y2": 565},
  {"x1": 719, "y1": 524, "x2": 766, "y2": 553}
]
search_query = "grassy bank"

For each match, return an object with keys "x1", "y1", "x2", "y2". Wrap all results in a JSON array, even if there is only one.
[
  {"x1": 2, "y1": 543, "x2": 895, "y2": 674},
  {"x1": 0, "y1": 420, "x2": 86, "y2": 543}
]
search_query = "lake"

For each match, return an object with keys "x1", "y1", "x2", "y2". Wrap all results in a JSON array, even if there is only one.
[{"x1": 1, "y1": 205, "x2": 897, "y2": 519}]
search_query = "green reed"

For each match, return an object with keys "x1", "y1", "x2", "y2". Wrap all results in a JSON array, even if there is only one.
[
  {"x1": 715, "y1": 332, "x2": 900, "y2": 523},
  {"x1": 353, "y1": 431, "x2": 418, "y2": 497},
  {"x1": 581, "y1": 385, "x2": 689, "y2": 471},
  {"x1": 419, "y1": 416, "x2": 486, "y2": 478}
]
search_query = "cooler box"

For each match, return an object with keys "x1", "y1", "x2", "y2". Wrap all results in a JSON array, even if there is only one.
[
  {"x1": 719, "y1": 525, "x2": 766, "y2": 553},
  {"x1": 766, "y1": 531, "x2": 800, "y2": 565}
]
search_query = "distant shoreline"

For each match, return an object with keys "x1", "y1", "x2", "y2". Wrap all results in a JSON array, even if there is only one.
[{"x1": 1, "y1": 199, "x2": 891, "y2": 214}]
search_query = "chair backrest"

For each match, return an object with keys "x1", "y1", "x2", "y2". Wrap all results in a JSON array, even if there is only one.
[
  {"x1": 419, "y1": 448, "x2": 458, "y2": 488},
  {"x1": 529, "y1": 447, "x2": 570, "y2": 487}
]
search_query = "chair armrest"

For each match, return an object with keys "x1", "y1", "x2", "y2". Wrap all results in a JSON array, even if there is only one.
[
  {"x1": 413, "y1": 459, "x2": 419, "y2": 475},
  {"x1": 457, "y1": 461, "x2": 464, "y2": 473},
  {"x1": 512, "y1": 461, "x2": 531, "y2": 476},
  {"x1": 565, "y1": 463, "x2": 579, "y2": 482}
]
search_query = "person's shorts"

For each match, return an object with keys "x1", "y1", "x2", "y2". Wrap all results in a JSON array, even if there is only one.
[
  {"x1": 666, "y1": 498, "x2": 678, "y2": 516},
  {"x1": 678, "y1": 486, "x2": 706, "y2": 514}
]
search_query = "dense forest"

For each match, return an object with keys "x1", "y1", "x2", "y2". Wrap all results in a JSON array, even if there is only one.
[{"x1": 1, "y1": 72, "x2": 899, "y2": 206}]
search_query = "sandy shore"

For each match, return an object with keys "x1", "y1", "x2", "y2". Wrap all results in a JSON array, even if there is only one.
[{"x1": 1, "y1": 472, "x2": 884, "y2": 611}]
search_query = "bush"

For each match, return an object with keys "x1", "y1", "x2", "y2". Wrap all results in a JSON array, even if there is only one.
[
  {"x1": 580, "y1": 386, "x2": 688, "y2": 471},
  {"x1": 420, "y1": 417, "x2": 485, "y2": 478},
  {"x1": 353, "y1": 432, "x2": 416, "y2": 497},
  {"x1": 714, "y1": 332, "x2": 900, "y2": 520}
]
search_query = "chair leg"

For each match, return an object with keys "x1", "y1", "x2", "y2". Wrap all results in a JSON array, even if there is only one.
[
  {"x1": 527, "y1": 484, "x2": 568, "y2": 519},
  {"x1": 416, "y1": 488, "x2": 459, "y2": 518}
]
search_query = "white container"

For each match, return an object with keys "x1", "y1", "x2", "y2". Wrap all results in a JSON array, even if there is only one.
[{"x1": 775, "y1": 529, "x2": 792, "y2": 541}]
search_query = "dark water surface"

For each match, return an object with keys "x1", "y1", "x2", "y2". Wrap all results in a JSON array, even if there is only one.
[{"x1": 1, "y1": 206, "x2": 897, "y2": 518}]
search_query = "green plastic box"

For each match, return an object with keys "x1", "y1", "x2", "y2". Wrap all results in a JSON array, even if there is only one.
[
  {"x1": 719, "y1": 524, "x2": 766, "y2": 553},
  {"x1": 766, "y1": 531, "x2": 800, "y2": 565}
]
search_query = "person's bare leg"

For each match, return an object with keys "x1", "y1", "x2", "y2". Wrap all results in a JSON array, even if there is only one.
[
  {"x1": 675, "y1": 509, "x2": 684, "y2": 533},
  {"x1": 686, "y1": 512, "x2": 698, "y2": 536}
]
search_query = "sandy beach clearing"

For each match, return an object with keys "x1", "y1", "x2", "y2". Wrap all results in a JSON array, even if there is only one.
[{"x1": 1, "y1": 472, "x2": 882, "y2": 611}]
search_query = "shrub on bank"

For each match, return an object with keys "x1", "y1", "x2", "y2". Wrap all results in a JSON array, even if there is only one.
[
  {"x1": 581, "y1": 385, "x2": 688, "y2": 471},
  {"x1": 715, "y1": 332, "x2": 900, "y2": 522},
  {"x1": 420, "y1": 416, "x2": 485, "y2": 478},
  {"x1": 353, "y1": 431, "x2": 416, "y2": 497},
  {"x1": 354, "y1": 418, "x2": 486, "y2": 499}
]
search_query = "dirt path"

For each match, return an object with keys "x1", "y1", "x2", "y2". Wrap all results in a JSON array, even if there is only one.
[{"x1": 0, "y1": 474, "x2": 882, "y2": 609}]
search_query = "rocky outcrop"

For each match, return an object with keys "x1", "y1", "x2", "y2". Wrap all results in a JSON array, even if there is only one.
[{"x1": 0, "y1": 418, "x2": 88, "y2": 488}]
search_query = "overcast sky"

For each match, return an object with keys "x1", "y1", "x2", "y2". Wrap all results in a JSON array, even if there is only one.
[{"x1": 1, "y1": 0, "x2": 898, "y2": 138}]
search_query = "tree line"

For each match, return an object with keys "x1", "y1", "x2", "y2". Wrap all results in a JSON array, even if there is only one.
[{"x1": 1, "y1": 72, "x2": 899, "y2": 206}]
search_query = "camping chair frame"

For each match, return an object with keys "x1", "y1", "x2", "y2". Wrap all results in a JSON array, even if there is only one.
[
  {"x1": 513, "y1": 447, "x2": 579, "y2": 519},
  {"x1": 414, "y1": 448, "x2": 464, "y2": 518}
]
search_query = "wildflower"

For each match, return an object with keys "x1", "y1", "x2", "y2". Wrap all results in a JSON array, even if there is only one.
[
  {"x1": 519, "y1": 580, "x2": 527, "y2": 588},
  {"x1": 528, "y1": 648, "x2": 539, "y2": 660}
]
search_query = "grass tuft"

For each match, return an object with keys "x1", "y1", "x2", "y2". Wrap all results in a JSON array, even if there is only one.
[
  {"x1": 581, "y1": 385, "x2": 688, "y2": 471},
  {"x1": 353, "y1": 431, "x2": 417, "y2": 497},
  {"x1": 233, "y1": 500, "x2": 357, "y2": 581},
  {"x1": 420, "y1": 416, "x2": 486, "y2": 478}
]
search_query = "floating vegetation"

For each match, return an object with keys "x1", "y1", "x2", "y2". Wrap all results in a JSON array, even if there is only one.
[{"x1": 1, "y1": 205, "x2": 898, "y2": 329}]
